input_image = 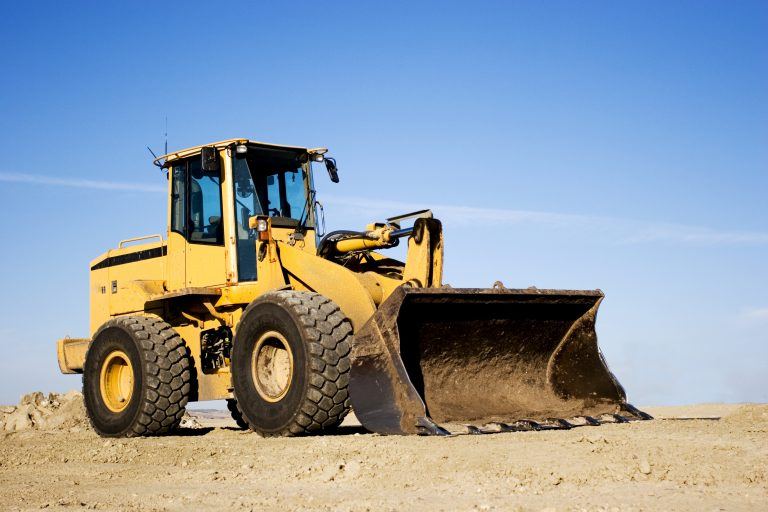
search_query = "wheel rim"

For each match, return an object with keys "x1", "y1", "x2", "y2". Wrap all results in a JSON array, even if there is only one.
[
  {"x1": 99, "y1": 350, "x2": 134, "y2": 413},
  {"x1": 251, "y1": 331, "x2": 294, "y2": 403}
]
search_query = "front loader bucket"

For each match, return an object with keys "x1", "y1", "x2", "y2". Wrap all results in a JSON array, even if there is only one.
[{"x1": 350, "y1": 287, "x2": 646, "y2": 435}]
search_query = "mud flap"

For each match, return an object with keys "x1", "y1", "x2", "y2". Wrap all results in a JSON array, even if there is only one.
[{"x1": 350, "y1": 287, "x2": 640, "y2": 435}]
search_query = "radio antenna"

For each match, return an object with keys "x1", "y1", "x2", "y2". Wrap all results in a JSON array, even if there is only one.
[{"x1": 146, "y1": 117, "x2": 168, "y2": 168}]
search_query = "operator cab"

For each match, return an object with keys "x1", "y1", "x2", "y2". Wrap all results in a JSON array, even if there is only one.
[{"x1": 156, "y1": 139, "x2": 337, "y2": 289}]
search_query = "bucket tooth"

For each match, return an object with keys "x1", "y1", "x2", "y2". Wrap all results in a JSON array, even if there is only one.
[
  {"x1": 609, "y1": 414, "x2": 629, "y2": 423},
  {"x1": 547, "y1": 418, "x2": 574, "y2": 429},
  {"x1": 584, "y1": 416, "x2": 601, "y2": 426},
  {"x1": 536, "y1": 420, "x2": 568, "y2": 430},
  {"x1": 415, "y1": 416, "x2": 450, "y2": 436},
  {"x1": 622, "y1": 403, "x2": 654, "y2": 420},
  {"x1": 513, "y1": 419, "x2": 543, "y2": 431},
  {"x1": 487, "y1": 422, "x2": 517, "y2": 433}
]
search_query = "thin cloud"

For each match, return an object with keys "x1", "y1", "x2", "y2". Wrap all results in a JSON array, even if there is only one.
[
  {"x1": 2, "y1": 173, "x2": 765, "y2": 246},
  {"x1": 324, "y1": 195, "x2": 768, "y2": 246},
  {"x1": 620, "y1": 221, "x2": 768, "y2": 245},
  {"x1": 0, "y1": 172, "x2": 165, "y2": 193},
  {"x1": 743, "y1": 307, "x2": 768, "y2": 321}
]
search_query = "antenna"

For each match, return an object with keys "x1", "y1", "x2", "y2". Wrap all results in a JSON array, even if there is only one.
[{"x1": 146, "y1": 117, "x2": 168, "y2": 168}]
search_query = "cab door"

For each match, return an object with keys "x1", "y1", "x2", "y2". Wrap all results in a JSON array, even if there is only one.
[{"x1": 167, "y1": 156, "x2": 227, "y2": 290}]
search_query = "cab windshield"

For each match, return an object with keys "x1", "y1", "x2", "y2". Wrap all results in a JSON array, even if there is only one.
[
  {"x1": 232, "y1": 148, "x2": 311, "y2": 281},
  {"x1": 233, "y1": 153, "x2": 309, "y2": 221}
]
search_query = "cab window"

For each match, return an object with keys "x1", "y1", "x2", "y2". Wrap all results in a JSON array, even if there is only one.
[
  {"x1": 170, "y1": 166, "x2": 186, "y2": 235},
  {"x1": 232, "y1": 157, "x2": 259, "y2": 281},
  {"x1": 170, "y1": 158, "x2": 224, "y2": 245}
]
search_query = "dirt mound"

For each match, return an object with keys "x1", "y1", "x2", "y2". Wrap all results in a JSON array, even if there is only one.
[
  {"x1": 0, "y1": 391, "x2": 204, "y2": 434},
  {"x1": 723, "y1": 403, "x2": 768, "y2": 430},
  {"x1": 0, "y1": 391, "x2": 89, "y2": 432}
]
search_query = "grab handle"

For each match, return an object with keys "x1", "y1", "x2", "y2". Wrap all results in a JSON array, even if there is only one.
[{"x1": 118, "y1": 234, "x2": 164, "y2": 248}]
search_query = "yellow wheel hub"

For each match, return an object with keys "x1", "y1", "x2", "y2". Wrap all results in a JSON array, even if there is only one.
[
  {"x1": 252, "y1": 331, "x2": 294, "y2": 403},
  {"x1": 100, "y1": 350, "x2": 134, "y2": 413}
]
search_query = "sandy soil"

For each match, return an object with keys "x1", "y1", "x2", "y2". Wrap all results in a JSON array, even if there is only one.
[{"x1": 0, "y1": 394, "x2": 766, "y2": 512}]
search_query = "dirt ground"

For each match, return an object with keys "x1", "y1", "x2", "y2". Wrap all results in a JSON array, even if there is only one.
[{"x1": 0, "y1": 394, "x2": 766, "y2": 512}]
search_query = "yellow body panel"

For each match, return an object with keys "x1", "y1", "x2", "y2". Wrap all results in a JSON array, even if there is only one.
[
  {"x1": 89, "y1": 240, "x2": 166, "y2": 335},
  {"x1": 278, "y1": 242, "x2": 376, "y2": 332},
  {"x1": 166, "y1": 232, "x2": 186, "y2": 290},
  {"x1": 56, "y1": 338, "x2": 90, "y2": 374},
  {"x1": 89, "y1": 266, "x2": 110, "y2": 335},
  {"x1": 184, "y1": 243, "x2": 227, "y2": 288}
]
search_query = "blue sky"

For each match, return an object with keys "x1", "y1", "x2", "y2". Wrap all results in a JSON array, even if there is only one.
[{"x1": 0, "y1": 1, "x2": 766, "y2": 406}]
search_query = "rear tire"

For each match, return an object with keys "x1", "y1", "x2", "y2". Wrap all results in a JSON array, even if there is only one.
[
  {"x1": 83, "y1": 316, "x2": 192, "y2": 437},
  {"x1": 231, "y1": 291, "x2": 352, "y2": 436}
]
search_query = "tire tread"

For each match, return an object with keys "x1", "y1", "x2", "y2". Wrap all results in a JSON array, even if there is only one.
[
  {"x1": 236, "y1": 290, "x2": 352, "y2": 436},
  {"x1": 84, "y1": 316, "x2": 191, "y2": 437}
]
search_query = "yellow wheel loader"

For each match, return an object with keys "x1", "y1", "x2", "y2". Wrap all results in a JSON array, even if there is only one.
[{"x1": 56, "y1": 138, "x2": 649, "y2": 437}]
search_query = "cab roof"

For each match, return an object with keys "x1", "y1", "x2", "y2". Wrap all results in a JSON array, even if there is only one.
[{"x1": 153, "y1": 138, "x2": 327, "y2": 168}]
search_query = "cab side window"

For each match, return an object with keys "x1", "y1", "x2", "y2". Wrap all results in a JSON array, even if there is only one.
[
  {"x1": 170, "y1": 165, "x2": 186, "y2": 235},
  {"x1": 232, "y1": 157, "x2": 260, "y2": 281},
  {"x1": 170, "y1": 158, "x2": 224, "y2": 245},
  {"x1": 188, "y1": 159, "x2": 223, "y2": 244}
]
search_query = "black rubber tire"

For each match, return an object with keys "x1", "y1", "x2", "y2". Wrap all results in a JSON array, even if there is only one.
[
  {"x1": 83, "y1": 316, "x2": 192, "y2": 437},
  {"x1": 226, "y1": 398, "x2": 249, "y2": 429},
  {"x1": 231, "y1": 290, "x2": 352, "y2": 437}
]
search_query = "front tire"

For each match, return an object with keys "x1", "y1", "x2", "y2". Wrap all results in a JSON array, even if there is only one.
[
  {"x1": 83, "y1": 316, "x2": 192, "y2": 437},
  {"x1": 231, "y1": 291, "x2": 352, "y2": 436}
]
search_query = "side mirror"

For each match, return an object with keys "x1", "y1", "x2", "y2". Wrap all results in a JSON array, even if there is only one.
[
  {"x1": 325, "y1": 157, "x2": 339, "y2": 183},
  {"x1": 201, "y1": 146, "x2": 220, "y2": 172}
]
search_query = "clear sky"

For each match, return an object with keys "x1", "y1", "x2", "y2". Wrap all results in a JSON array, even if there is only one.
[{"x1": 0, "y1": 1, "x2": 766, "y2": 407}]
